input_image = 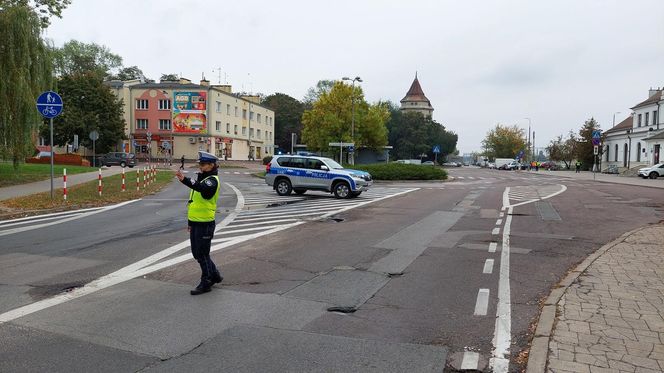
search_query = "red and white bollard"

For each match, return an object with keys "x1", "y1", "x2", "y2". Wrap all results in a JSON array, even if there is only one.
[
  {"x1": 98, "y1": 168, "x2": 102, "y2": 197},
  {"x1": 63, "y1": 168, "x2": 67, "y2": 201},
  {"x1": 121, "y1": 167, "x2": 126, "y2": 192},
  {"x1": 136, "y1": 169, "x2": 140, "y2": 191}
]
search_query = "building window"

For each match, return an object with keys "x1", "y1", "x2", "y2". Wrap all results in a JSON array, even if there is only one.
[
  {"x1": 606, "y1": 145, "x2": 610, "y2": 162},
  {"x1": 638, "y1": 114, "x2": 642, "y2": 127},
  {"x1": 216, "y1": 101, "x2": 221, "y2": 112},
  {"x1": 614, "y1": 144, "x2": 618, "y2": 162},
  {"x1": 645, "y1": 112, "x2": 649, "y2": 126},
  {"x1": 234, "y1": 125, "x2": 238, "y2": 135},
  {"x1": 257, "y1": 113, "x2": 261, "y2": 123},
  {"x1": 226, "y1": 123, "x2": 230, "y2": 133},
  {"x1": 215, "y1": 121, "x2": 221, "y2": 131},
  {"x1": 235, "y1": 106, "x2": 238, "y2": 117},
  {"x1": 227, "y1": 104, "x2": 231, "y2": 115},
  {"x1": 158, "y1": 119, "x2": 171, "y2": 130},
  {"x1": 249, "y1": 128, "x2": 254, "y2": 138},
  {"x1": 654, "y1": 110, "x2": 658, "y2": 125},
  {"x1": 137, "y1": 119, "x2": 148, "y2": 129},
  {"x1": 158, "y1": 99, "x2": 171, "y2": 110},
  {"x1": 637, "y1": 142, "x2": 641, "y2": 162},
  {"x1": 249, "y1": 111, "x2": 254, "y2": 120},
  {"x1": 242, "y1": 126, "x2": 246, "y2": 135},
  {"x1": 242, "y1": 109, "x2": 247, "y2": 119},
  {"x1": 257, "y1": 129, "x2": 261, "y2": 139},
  {"x1": 136, "y1": 99, "x2": 148, "y2": 110}
]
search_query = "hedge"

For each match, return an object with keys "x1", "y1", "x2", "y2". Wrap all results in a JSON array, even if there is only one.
[{"x1": 347, "y1": 163, "x2": 447, "y2": 180}]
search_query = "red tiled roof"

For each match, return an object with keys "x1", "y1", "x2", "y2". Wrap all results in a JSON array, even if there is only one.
[
  {"x1": 604, "y1": 115, "x2": 633, "y2": 134},
  {"x1": 630, "y1": 90, "x2": 662, "y2": 110},
  {"x1": 401, "y1": 75, "x2": 431, "y2": 103}
]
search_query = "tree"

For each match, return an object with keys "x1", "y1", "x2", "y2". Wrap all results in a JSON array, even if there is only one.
[
  {"x1": 301, "y1": 81, "x2": 388, "y2": 154},
  {"x1": 384, "y1": 103, "x2": 457, "y2": 162},
  {"x1": 160, "y1": 73, "x2": 179, "y2": 81},
  {"x1": 303, "y1": 80, "x2": 334, "y2": 109},
  {"x1": 109, "y1": 65, "x2": 145, "y2": 81},
  {"x1": 546, "y1": 131, "x2": 578, "y2": 169},
  {"x1": 261, "y1": 93, "x2": 304, "y2": 153},
  {"x1": 0, "y1": 0, "x2": 71, "y2": 27},
  {"x1": 0, "y1": 4, "x2": 54, "y2": 168},
  {"x1": 39, "y1": 73, "x2": 126, "y2": 154},
  {"x1": 51, "y1": 40, "x2": 123, "y2": 79},
  {"x1": 481, "y1": 124, "x2": 527, "y2": 160},
  {"x1": 577, "y1": 117, "x2": 600, "y2": 170}
]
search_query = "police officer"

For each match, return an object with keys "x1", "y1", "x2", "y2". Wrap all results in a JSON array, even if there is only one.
[{"x1": 175, "y1": 151, "x2": 223, "y2": 295}]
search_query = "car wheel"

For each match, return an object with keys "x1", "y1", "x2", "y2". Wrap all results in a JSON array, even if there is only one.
[
  {"x1": 275, "y1": 178, "x2": 292, "y2": 196},
  {"x1": 333, "y1": 181, "x2": 351, "y2": 199},
  {"x1": 650, "y1": 172, "x2": 658, "y2": 179},
  {"x1": 294, "y1": 189, "x2": 307, "y2": 195},
  {"x1": 120, "y1": 161, "x2": 126, "y2": 168}
]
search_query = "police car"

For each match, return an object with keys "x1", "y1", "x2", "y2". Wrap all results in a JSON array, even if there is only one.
[{"x1": 265, "y1": 155, "x2": 372, "y2": 198}]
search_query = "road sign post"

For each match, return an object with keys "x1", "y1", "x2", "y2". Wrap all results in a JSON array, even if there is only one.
[
  {"x1": 89, "y1": 130, "x2": 99, "y2": 168},
  {"x1": 36, "y1": 91, "x2": 63, "y2": 199},
  {"x1": 146, "y1": 131, "x2": 152, "y2": 165},
  {"x1": 329, "y1": 142, "x2": 354, "y2": 164},
  {"x1": 433, "y1": 145, "x2": 441, "y2": 164}
]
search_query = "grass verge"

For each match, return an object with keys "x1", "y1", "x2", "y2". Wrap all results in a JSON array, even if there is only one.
[
  {"x1": 1, "y1": 170, "x2": 175, "y2": 217},
  {"x1": 0, "y1": 162, "x2": 95, "y2": 187}
]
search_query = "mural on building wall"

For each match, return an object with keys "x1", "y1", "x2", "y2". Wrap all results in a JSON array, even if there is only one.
[{"x1": 173, "y1": 91, "x2": 207, "y2": 133}]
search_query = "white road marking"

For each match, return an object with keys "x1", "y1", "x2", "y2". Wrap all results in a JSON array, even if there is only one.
[
  {"x1": 474, "y1": 288, "x2": 490, "y2": 316},
  {"x1": 495, "y1": 219, "x2": 502, "y2": 225},
  {"x1": 461, "y1": 351, "x2": 480, "y2": 370},
  {"x1": 499, "y1": 212, "x2": 504, "y2": 218},
  {"x1": 489, "y1": 242, "x2": 497, "y2": 253},
  {"x1": 483, "y1": 259, "x2": 494, "y2": 274},
  {"x1": 0, "y1": 200, "x2": 139, "y2": 237},
  {"x1": 0, "y1": 206, "x2": 104, "y2": 226},
  {"x1": 0, "y1": 185, "x2": 417, "y2": 324},
  {"x1": 492, "y1": 227, "x2": 500, "y2": 235}
]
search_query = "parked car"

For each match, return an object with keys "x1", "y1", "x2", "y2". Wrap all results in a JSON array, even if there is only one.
[
  {"x1": 442, "y1": 161, "x2": 459, "y2": 167},
  {"x1": 638, "y1": 163, "x2": 664, "y2": 179},
  {"x1": 265, "y1": 155, "x2": 372, "y2": 198},
  {"x1": 487, "y1": 162, "x2": 496, "y2": 169},
  {"x1": 421, "y1": 161, "x2": 435, "y2": 166},
  {"x1": 100, "y1": 152, "x2": 136, "y2": 168},
  {"x1": 35, "y1": 151, "x2": 53, "y2": 159}
]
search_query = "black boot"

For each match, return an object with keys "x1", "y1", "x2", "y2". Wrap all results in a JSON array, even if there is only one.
[
  {"x1": 190, "y1": 279, "x2": 213, "y2": 295},
  {"x1": 211, "y1": 271, "x2": 223, "y2": 284}
]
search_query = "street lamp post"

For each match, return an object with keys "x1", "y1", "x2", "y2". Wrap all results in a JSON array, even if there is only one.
[
  {"x1": 342, "y1": 76, "x2": 362, "y2": 164},
  {"x1": 524, "y1": 117, "x2": 532, "y2": 163},
  {"x1": 613, "y1": 111, "x2": 621, "y2": 127}
]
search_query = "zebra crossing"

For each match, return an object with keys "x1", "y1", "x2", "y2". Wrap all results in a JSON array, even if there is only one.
[
  {"x1": 507, "y1": 184, "x2": 566, "y2": 203},
  {"x1": 211, "y1": 187, "x2": 418, "y2": 244}
]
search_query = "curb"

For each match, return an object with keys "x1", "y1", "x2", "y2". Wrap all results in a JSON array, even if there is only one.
[
  {"x1": 525, "y1": 225, "x2": 652, "y2": 373},
  {"x1": 532, "y1": 171, "x2": 664, "y2": 190}
]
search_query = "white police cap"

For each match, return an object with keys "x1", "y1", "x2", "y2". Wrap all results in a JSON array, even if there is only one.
[{"x1": 198, "y1": 151, "x2": 218, "y2": 163}]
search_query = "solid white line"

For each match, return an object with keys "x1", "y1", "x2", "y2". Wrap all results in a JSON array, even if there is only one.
[
  {"x1": 0, "y1": 212, "x2": 85, "y2": 228},
  {"x1": 474, "y1": 288, "x2": 490, "y2": 316},
  {"x1": 0, "y1": 206, "x2": 104, "y2": 225},
  {"x1": 216, "y1": 224, "x2": 291, "y2": 236},
  {"x1": 461, "y1": 351, "x2": 480, "y2": 370},
  {"x1": 492, "y1": 228, "x2": 500, "y2": 235},
  {"x1": 499, "y1": 212, "x2": 504, "y2": 218},
  {"x1": 0, "y1": 199, "x2": 139, "y2": 237},
  {"x1": 489, "y1": 242, "x2": 497, "y2": 253},
  {"x1": 483, "y1": 259, "x2": 494, "y2": 274},
  {"x1": 496, "y1": 219, "x2": 503, "y2": 225},
  {"x1": 225, "y1": 218, "x2": 298, "y2": 229},
  {"x1": 490, "y1": 199, "x2": 513, "y2": 372}
]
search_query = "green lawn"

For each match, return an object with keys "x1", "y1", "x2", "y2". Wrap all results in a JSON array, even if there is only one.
[{"x1": 0, "y1": 162, "x2": 95, "y2": 187}]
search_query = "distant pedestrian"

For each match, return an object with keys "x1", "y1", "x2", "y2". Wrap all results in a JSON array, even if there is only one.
[
  {"x1": 175, "y1": 151, "x2": 223, "y2": 295},
  {"x1": 535, "y1": 161, "x2": 540, "y2": 171},
  {"x1": 575, "y1": 161, "x2": 581, "y2": 173},
  {"x1": 180, "y1": 155, "x2": 185, "y2": 170}
]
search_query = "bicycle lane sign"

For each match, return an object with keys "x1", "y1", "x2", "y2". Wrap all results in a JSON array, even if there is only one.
[{"x1": 36, "y1": 91, "x2": 63, "y2": 118}]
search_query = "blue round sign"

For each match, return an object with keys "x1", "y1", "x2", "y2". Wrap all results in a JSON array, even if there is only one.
[{"x1": 36, "y1": 91, "x2": 63, "y2": 118}]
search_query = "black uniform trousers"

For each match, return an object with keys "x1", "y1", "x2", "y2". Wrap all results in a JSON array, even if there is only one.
[{"x1": 189, "y1": 222, "x2": 220, "y2": 282}]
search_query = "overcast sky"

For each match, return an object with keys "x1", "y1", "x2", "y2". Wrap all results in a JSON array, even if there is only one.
[{"x1": 45, "y1": 0, "x2": 664, "y2": 154}]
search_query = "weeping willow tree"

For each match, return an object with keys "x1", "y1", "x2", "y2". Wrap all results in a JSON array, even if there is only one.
[{"x1": 0, "y1": 1, "x2": 69, "y2": 168}]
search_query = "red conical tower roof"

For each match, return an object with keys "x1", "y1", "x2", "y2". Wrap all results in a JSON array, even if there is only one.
[{"x1": 401, "y1": 73, "x2": 431, "y2": 103}]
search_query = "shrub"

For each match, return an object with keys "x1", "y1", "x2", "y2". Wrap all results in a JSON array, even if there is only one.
[
  {"x1": 347, "y1": 163, "x2": 447, "y2": 180},
  {"x1": 262, "y1": 156, "x2": 273, "y2": 165}
]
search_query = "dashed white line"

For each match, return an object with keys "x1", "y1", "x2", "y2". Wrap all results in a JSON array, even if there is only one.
[
  {"x1": 474, "y1": 289, "x2": 490, "y2": 316},
  {"x1": 489, "y1": 242, "x2": 497, "y2": 253},
  {"x1": 496, "y1": 219, "x2": 503, "y2": 225},
  {"x1": 483, "y1": 259, "x2": 494, "y2": 274},
  {"x1": 492, "y1": 227, "x2": 500, "y2": 235}
]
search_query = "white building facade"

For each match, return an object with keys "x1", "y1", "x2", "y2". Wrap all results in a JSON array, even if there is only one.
[{"x1": 603, "y1": 88, "x2": 663, "y2": 171}]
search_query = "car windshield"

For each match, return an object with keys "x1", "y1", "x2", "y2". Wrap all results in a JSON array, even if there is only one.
[{"x1": 322, "y1": 158, "x2": 344, "y2": 169}]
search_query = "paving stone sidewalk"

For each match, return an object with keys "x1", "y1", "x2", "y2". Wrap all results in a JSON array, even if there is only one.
[{"x1": 529, "y1": 224, "x2": 664, "y2": 373}]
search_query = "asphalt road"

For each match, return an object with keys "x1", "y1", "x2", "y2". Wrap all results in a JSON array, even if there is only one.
[{"x1": 0, "y1": 167, "x2": 662, "y2": 372}]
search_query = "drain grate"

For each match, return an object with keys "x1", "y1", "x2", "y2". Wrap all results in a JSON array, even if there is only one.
[{"x1": 327, "y1": 306, "x2": 356, "y2": 313}]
